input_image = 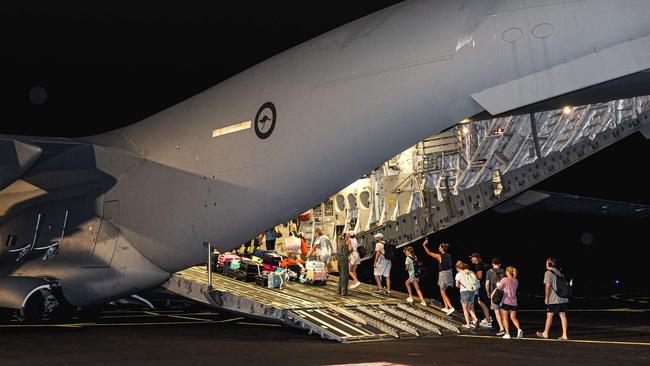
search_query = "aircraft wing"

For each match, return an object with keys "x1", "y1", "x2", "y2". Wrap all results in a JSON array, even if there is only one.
[{"x1": 494, "y1": 190, "x2": 650, "y2": 219}]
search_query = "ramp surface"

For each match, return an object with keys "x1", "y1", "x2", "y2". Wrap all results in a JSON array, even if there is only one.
[{"x1": 163, "y1": 267, "x2": 465, "y2": 343}]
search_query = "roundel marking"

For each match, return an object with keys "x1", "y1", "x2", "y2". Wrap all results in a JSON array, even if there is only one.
[{"x1": 254, "y1": 102, "x2": 277, "y2": 139}]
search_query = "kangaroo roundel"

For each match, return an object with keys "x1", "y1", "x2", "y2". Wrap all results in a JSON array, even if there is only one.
[{"x1": 254, "y1": 102, "x2": 276, "y2": 139}]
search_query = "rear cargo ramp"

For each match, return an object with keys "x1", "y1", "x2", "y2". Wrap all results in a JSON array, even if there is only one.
[{"x1": 163, "y1": 267, "x2": 467, "y2": 343}]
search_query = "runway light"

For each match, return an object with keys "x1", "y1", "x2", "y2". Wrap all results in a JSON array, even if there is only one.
[
  {"x1": 562, "y1": 106, "x2": 573, "y2": 114},
  {"x1": 615, "y1": 279, "x2": 621, "y2": 285}
]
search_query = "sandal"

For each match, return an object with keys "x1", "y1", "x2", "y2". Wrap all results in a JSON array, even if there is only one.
[{"x1": 536, "y1": 331, "x2": 548, "y2": 339}]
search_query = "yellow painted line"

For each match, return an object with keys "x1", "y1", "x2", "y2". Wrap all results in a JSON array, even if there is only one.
[
  {"x1": 165, "y1": 314, "x2": 215, "y2": 322},
  {"x1": 461, "y1": 334, "x2": 650, "y2": 347},
  {"x1": 236, "y1": 322, "x2": 282, "y2": 327},
  {"x1": 143, "y1": 310, "x2": 218, "y2": 322}
]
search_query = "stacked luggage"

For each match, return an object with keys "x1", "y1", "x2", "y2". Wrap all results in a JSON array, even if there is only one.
[
  {"x1": 214, "y1": 250, "x2": 326, "y2": 289},
  {"x1": 233, "y1": 258, "x2": 262, "y2": 282},
  {"x1": 303, "y1": 260, "x2": 327, "y2": 285},
  {"x1": 216, "y1": 253, "x2": 241, "y2": 274}
]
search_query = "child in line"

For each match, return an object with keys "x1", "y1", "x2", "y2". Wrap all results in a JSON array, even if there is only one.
[{"x1": 404, "y1": 247, "x2": 427, "y2": 306}]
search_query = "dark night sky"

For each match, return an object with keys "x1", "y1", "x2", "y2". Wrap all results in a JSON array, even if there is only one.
[{"x1": 0, "y1": 1, "x2": 404, "y2": 137}]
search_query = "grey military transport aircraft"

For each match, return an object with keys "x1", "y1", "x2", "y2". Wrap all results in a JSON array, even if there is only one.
[{"x1": 2, "y1": 0, "x2": 650, "y2": 321}]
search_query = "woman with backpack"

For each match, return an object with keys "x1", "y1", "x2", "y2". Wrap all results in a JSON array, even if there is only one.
[
  {"x1": 373, "y1": 233, "x2": 392, "y2": 296},
  {"x1": 404, "y1": 247, "x2": 427, "y2": 306},
  {"x1": 498, "y1": 266, "x2": 523, "y2": 339},
  {"x1": 455, "y1": 261, "x2": 480, "y2": 329}
]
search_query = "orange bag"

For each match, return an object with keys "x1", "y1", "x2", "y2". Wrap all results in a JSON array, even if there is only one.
[
  {"x1": 300, "y1": 237, "x2": 308, "y2": 255},
  {"x1": 280, "y1": 258, "x2": 298, "y2": 268}
]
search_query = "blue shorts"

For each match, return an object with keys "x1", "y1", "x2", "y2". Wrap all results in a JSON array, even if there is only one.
[
  {"x1": 460, "y1": 291, "x2": 474, "y2": 304},
  {"x1": 408, "y1": 272, "x2": 418, "y2": 282}
]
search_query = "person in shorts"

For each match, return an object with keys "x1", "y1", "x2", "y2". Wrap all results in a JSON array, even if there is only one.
[
  {"x1": 373, "y1": 233, "x2": 392, "y2": 295},
  {"x1": 423, "y1": 238, "x2": 454, "y2": 315},
  {"x1": 470, "y1": 253, "x2": 492, "y2": 328},
  {"x1": 308, "y1": 228, "x2": 332, "y2": 275},
  {"x1": 455, "y1": 261, "x2": 479, "y2": 329},
  {"x1": 498, "y1": 266, "x2": 523, "y2": 339},
  {"x1": 347, "y1": 231, "x2": 361, "y2": 289},
  {"x1": 486, "y1": 258, "x2": 506, "y2": 335},
  {"x1": 404, "y1": 246, "x2": 426, "y2": 306},
  {"x1": 537, "y1": 258, "x2": 569, "y2": 340}
]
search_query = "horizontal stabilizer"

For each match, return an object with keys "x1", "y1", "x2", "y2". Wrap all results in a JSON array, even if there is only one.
[
  {"x1": 0, "y1": 139, "x2": 42, "y2": 191},
  {"x1": 495, "y1": 190, "x2": 650, "y2": 219}
]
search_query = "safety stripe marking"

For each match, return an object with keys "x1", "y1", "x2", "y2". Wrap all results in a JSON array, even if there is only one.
[{"x1": 461, "y1": 334, "x2": 650, "y2": 347}]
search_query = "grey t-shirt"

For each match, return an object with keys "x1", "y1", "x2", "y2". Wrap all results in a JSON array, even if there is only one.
[
  {"x1": 544, "y1": 269, "x2": 569, "y2": 304},
  {"x1": 486, "y1": 267, "x2": 505, "y2": 294}
]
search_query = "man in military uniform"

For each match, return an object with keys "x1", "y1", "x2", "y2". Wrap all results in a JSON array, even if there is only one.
[{"x1": 337, "y1": 231, "x2": 352, "y2": 296}]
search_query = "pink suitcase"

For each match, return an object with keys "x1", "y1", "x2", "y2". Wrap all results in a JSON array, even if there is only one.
[
  {"x1": 218, "y1": 254, "x2": 241, "y2": 267},
  {"x1": 263, "y1": 263, "x2": 279, "y2": 272}
]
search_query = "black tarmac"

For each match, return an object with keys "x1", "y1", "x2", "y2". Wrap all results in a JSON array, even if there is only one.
[{"x1": 0, "y1": 298, "x2": 648, "y2": 366}]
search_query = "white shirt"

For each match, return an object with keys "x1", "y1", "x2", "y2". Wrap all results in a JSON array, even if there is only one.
[
  {"x1": 375, "y1": 241, "x2": 385, "y2": 256},
  {"x1": 350, "y1": 238, "x2": 358, "y2": 253}
]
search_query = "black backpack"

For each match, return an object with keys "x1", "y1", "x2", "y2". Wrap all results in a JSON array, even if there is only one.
[
  {"x1": 552, "y1": 269, "x2": 572, "y2": 299},
  {"x1": 491, "y1": 268, "x2": 505, "y2": 287},
  {"x1": 413, "y1": 258, "x2": 424, "y2": 278},
  {"x1": 357, "y1": 245, "x2": 367, "y2": 258},
  {"x1": 383, "y1": 242, "x2": 396, "y2": 261}
]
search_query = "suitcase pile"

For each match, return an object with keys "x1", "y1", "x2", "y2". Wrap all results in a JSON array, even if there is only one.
[
  {"x1": 303, "y1": 260, "x2": 327, "y2": 285},
  {"x1": 216, "y1": 253, "x2": 241, "y2": 274},
  {"x1": 232, "y1": 258, "x2": 262, "y2": 282}
]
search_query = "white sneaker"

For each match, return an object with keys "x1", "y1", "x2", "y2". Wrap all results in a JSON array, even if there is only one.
[
  {"x1": 445, "y1": 308, "x2": 455, "y2": 316},
  {"x1": 462, "y1": 324, "x2": 472, "y2": 330},
  {"x1": 420, "y1": 301, "x2": 427, "y2": 306},
  {"x1": 502, "y1": 333, "x2": 511, "y2": 339},
  {"x1": 406, "y1": 297, "x2": 414, "y2": 304},
  {"x1": 351, "y1": 281, "x2": 361, "y2": 289},
  {"x1": 517, "y1": 329, "x2": 524, "y2": 339},
  {"x1": 479, "y1": 319, "x2": 492, "y2": 328}
]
